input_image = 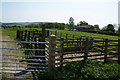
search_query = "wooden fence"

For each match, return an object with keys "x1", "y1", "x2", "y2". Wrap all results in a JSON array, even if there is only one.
[
  {"x1": 16, "y1": 29, "x2": 120, "y2": 73},
  {"x1": 53, "y1": 38, "x2": 120, "y2": 68},
  {"x1": 16, "y1": 29, "x2": 49, "y2": 41}
]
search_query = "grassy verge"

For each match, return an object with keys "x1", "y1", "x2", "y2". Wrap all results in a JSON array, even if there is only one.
[
  {"x1": 38, "y1": 59, "x2": 120, "y2": 80},
  {"x1": 2, "y1": 27, "x2": 19, "y2": 39}
]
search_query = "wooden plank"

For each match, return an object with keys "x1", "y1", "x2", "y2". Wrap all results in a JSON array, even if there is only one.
[
  {"x1": 88, "y1": 53, "x2": 104, "y2": 57},
  {"x1": 92, "y1": 45, "x2": 104, "y2": 48},
  {"x1": 63, "y1": 46, "x2": 84, "y2": 48},
  {"x1": 90, "y1": 57, "x2": 104, "y2": 60},
  {"x1": 63, "y1": 56, "x2": 84, "y2": 59},
  {"x1": 107, "y1": 48, "x2": 117, "y2": 51},
  {"x1": 108, "y1": 52, "x2": 118, "y2": 55},
  {"x1": 63, "y1": 51, "x2": 85, "y2": 54},
  {"x1": 108, "y1": 44, "x2": 118, "y2": 47},
  {"x1": 108, "y1": 40, "x2": 118, "y2": 42}
]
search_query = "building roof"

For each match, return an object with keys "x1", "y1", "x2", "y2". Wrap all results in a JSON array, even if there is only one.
[{"x1": 77, "y1": 25, "x2": 90, "y2": 28}]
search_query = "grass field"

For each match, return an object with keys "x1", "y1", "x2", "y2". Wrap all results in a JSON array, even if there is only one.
[
  {"x1": 1, "y1": 27, "x2": 120, "y2": 40},
  {"x1": 20, "y1": 27, "x2": 120, "y2": 40}
]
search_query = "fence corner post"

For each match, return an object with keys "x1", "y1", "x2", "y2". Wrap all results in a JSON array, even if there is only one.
[
  {"x1": 118, "y1": 39, "x2": 120, "y2": 64},
  {"x1": 48, "y1": 35, "x2": 56, "y2": 73}
]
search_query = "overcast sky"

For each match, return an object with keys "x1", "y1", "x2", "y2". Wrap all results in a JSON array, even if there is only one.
[{"x1": 0, "y1": 0, "x2": 119, "y2": 28}]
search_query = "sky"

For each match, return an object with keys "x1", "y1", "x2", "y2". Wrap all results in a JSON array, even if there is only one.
[{"x1": 0, "y1": 0, "x2": 119, "y2": 28}]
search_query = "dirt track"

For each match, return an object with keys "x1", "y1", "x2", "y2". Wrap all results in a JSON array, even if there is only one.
[
  {"x1": 0, "y1": 33, "x2": 33, "y2": 79},
  {"x1": 0, "y1": 33, "x2": 21, "y2": 78}
]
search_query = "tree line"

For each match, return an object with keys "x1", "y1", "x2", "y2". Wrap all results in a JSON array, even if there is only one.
[
  {"x1": 68, "y1": 17, "x2": 120, "y2": 35},
  {"x1": 2, "y1": 17, "x2": 120, "y2": 36},
  {"x1": 25, "y1": 17, "x2": 120, "y2": 36}
]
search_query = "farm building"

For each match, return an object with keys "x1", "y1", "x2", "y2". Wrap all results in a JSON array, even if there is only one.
[{"x1": 77, "y1": 25, "x2": 94, "y2": 31}]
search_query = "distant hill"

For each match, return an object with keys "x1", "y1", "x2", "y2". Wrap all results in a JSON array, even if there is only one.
[{"x1": 1, "y1": 22, "x2": 49, "y2": 27}]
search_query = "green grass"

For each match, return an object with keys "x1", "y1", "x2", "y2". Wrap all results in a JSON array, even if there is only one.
[
  {"x1": 2, "y1": 27, "x2": 19, "y2": 39},
  {"x1": 21, "y1": 27, "x2": 120, "y2": 40},
  {"x1": 2, "y1": 27, "x2": 119, "y2": 40},
  {"x1": 49, "y1": 29, "x2": 120, "y2": 40}
]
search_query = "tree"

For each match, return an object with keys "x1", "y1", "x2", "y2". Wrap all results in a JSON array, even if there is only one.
[
  {"x1": 94, "y1": 24, "x2": 100, "y2": 31},
  {"x1": 101, "y1": 26, "x2": 106, "y2": 31},
  {"x1": 106, "y1": 24, "x2": 115, "y2": 33},
  {"x1": 77, "y1": 21, "x2": 88, "y2": 26},
  {"x1": 101, "y1": 24, "x2": 115, "y2": 33},
  {"x1": 68, "y1": 17, "x2": 75, "y2": 30}
]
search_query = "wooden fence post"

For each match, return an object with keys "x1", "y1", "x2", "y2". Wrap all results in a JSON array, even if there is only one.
[
  {"x1": 34, "y1": 32, "x2": 38, "y2": 55},
  {"x1": 42, "y1": 25, "x2": 45, "y2": 41},
  {"x1": 84, "y1": 38, "x2": 89, "y2": 60},
  {"x1": 90, "y1": 38, "x2": 94, "y2": 50},
  {"x1": 66, "y1": 34, "x2": 68, "y2": 47},
  {"x1": 104, "y1": 39, "x2": 108, "y2": 63},
  {"x1": 118, "y1": 39, "x2": 120, "y2": 64},
  {"x1": 24, "y1": 30, "x2": 27, "y2": 41},
  {"x1": 20, "y1": 30, "x2": 23, "y2": 40},
  {"x1": 19, "y1": 30, "x2": 22, "y2": 40},
  {"x1": 48, "y1": 35, "x2": 56, "y2": 72},
  {"x1": 41, "y1": 25, "x2": 46, "y2": 61},
  {"x1": 101, "y1": 39, "x2": 105, "y2": 52},
  {"x1": 16, "y1": 30, "x2": 19, "y2": 39},
  {"x1": 46, "y1": 30, "x2": 49, "y2": 37},
  {"x1": 79, "y1": 38, "x2": 82, "y2": 51},
  {"x1": 60, "y1": 38, "x2": 64, "y2": 67},
  {"x1": 27, "y1": 31, "x2": 30, "y2": 41},
  {"x1": 66, "y1": 33, "x2": 68, "y2": 39},
  {"x1": 21, "y1": 31, "x2": 24, "y2": 41}
]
